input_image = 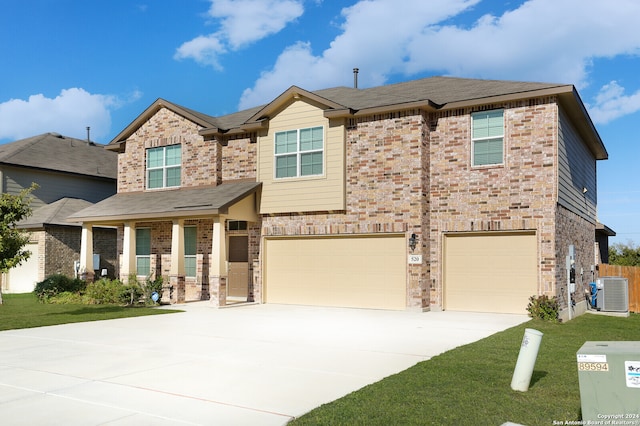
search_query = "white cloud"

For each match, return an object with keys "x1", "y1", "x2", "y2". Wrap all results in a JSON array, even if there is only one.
[
  {"x1": 175, "y1": 34, "x2": 227, "y2": 70},
  {"x1": 240, "y1": 0, "x2": 640, "y2": 114},
  {"x1": 588, "y1": 81, "x2": 640, "y2": 125},
  {"x1": 211, "y1": 0, "x2": 304, "y2": 49},
  {"x1": 240, "y1": 0, "x2": 477, "y2": 108},
  {"x1": 0, "y1": 88, "x2": 133, "y2": 142},
  {"x1": 175, "y1": 0, "x2": 303, "y2": 68}
]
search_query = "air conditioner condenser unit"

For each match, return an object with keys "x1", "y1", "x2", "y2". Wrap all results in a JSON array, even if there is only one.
[{"x1": 596, "y1": 277, "x2": 629, "y2": 312}]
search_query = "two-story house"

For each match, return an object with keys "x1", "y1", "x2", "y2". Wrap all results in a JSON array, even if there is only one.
[
  {"x1": 0, "y1": 132, "x2": 118, "y2": 293},
  {"x1": 69, "y1": 76, "x2": 608, "y2": 320}
]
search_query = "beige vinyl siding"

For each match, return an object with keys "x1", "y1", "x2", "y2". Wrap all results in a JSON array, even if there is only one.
[
  {"x1": 258, "y1": 99, "x2": 345, "y2": 213},
  {"x1": 557, "y1": 108, "x2": 597, "y2": 221},
  {"x1": 3, "y1": 165, "x2": 115, "y2": 208},
  {"x1": 444, "y1": 232, "x2": 537, "y2": 314}
]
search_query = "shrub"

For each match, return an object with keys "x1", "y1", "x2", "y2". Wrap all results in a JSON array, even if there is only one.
[
  {"x1": 126, "y1": 274, "x2": 164, "y2": 305},
  {"x1": 144, "y1": 275, "x2": 163, "y2": 304},
  {"x1": 526, "y1": 294, "x2": 560, "y2": 322},
  {"x1": 47, "y1": 291, "x2": 87, "y2": 304},
  {"x1": 34, "y1": 274, "x2": 86, "y2": 302},
  {"x1": 121, "y1": 283, "x2": 144, "y2": 305},
  {"x1": 85, "y1": 278, "x2": 127, "y2": 304}
]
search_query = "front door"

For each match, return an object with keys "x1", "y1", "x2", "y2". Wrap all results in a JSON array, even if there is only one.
[{"x1": 227, "y1": 236, "x2": 249, "y2": 299}]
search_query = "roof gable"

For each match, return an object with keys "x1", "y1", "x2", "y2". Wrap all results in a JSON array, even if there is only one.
[
  {"x1": 107, "y1": 98, "x2": 220, "y2": 150},
  {"x1": 245, "y1": 86, "x2": 348, "y2": 123}
]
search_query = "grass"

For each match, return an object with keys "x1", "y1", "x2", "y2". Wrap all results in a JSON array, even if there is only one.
[
  {"x1": 0, "y1": 293, "x2": 181, "y2": 331},
  {"x1": 292, "y1": 313, "x2": 640, "y2": 426}
]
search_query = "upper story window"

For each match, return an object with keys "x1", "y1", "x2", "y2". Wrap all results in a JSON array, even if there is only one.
[
  {"x1": 275, "y1": 126, "x2": 323, "y2": 179},
  {"x1": 471, "y1": 110, "x2": 504, "y2": 166},
  {"x1": 147, "y1": 145, "x2": 181, "y2": 189}
]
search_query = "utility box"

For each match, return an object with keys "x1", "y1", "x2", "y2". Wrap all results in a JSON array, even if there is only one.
[{"x1": 577, "y1": 342, "x2": 640, "y2": 423}]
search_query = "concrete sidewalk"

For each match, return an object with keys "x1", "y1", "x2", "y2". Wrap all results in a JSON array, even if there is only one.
[{"x1": 0, "y1": 303, "x2": 529, "y2": 425}]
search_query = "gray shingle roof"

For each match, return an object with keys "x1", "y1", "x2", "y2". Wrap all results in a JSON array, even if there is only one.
[
  {"x1": 220, "y1": 76, "x2": 566, "y2": 129},
  {"x1": 313, "y1": 76, "x2": 565, "y2": 109},
  {"x1": 0, "y1": 133, "x2": 117, "y2": 179},
  {"x1": 69, "y1": 181, "x2": 261, "y2": 222},
  {"x1": 16, "y1": 197, "x2": 94, "y2": 228}
]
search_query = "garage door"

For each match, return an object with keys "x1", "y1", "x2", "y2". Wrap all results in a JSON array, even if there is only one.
[
  {"x1": 4, "y1": 242, "x2": 40, "y2": 293},
  {"x1": 444, "y1": 232, "x2": 537, "y2": 314},
  {"x1": 264, "y1": 235, "x2": 406, "y2": 310}
]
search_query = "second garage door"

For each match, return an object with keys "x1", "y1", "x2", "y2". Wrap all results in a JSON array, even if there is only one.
[
  {"x1": 264, "y1": 235, "x2": 406, "y2": 310},
  {"x1": 444, "y1": 232, "x2": 537, "y2": 314}
]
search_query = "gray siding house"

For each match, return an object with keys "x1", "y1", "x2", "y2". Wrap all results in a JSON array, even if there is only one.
[{"x1": 0, "y1": 133, "x2": 118, "y2": 293}]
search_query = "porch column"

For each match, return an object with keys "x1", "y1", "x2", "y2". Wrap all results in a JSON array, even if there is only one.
[
  {"x1": 121, "y1": 222, "x2": 136, "y2": 281},
  {"x1": 169, "y1": 219, "x2": 185, "y2": 303},
  {"x1": 209, "y1": 217, "x2": 227, "y2": 307},
  {"x1": 79, "y1": 224, "x2": 95, "y2": 282}
]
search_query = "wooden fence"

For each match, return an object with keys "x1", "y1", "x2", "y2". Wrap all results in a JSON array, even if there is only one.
[{"x1": 598, "y1": 264, "x2": 640, "y2": 313}]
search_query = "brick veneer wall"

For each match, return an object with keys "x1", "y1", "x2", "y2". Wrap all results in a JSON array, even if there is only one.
[
  {"x1": 222, "y1": 135, "x2": 257, "y2": 180},
  {"x1": 93, "y1": 228, "x2": 118, "y2": 278},
  {"x1": 555, "y1": 205, "x2": 596, "y2": 314},
  {"x1": 43, "y1": 226, "x2": 116, "y2": 279},
  {"x1": 427, "y1": 98, "x2": 559, "y2": 309},
  {"x1": 118, "y1": 108, "x2": 219, "y2": 192},
  {"x1": 260, "y1": 111, "x2": 429, "y2": 309}
]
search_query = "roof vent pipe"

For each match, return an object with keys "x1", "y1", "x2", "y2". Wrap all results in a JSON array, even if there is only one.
[
  {"x1": 86, "y1": 126, "x2": 91, "y2": 144},
  {"x1": 353, "y1": 68, "x2": 359, "y2": 89}
]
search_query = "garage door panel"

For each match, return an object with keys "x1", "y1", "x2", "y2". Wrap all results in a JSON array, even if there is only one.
[
  {"x1": 445, "y1": 233, "x2": 537, "y2": 314},
  {"x1": 265, "y1": 236, "x2": 406, "y2": 310},
  {"x1": 4, "y1": 242, "x2": 39, "y2": 294}
]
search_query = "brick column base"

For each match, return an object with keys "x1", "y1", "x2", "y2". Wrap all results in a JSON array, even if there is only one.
[
  {"x1": 167, "y1": 275, "x2": 185, "y2": 304},
  {"x1": 209, "y1": 276, "x2": 227, "y2": 307},
  {"x1": 80, "y1": 270, "x2": 95, "y2": 283}
]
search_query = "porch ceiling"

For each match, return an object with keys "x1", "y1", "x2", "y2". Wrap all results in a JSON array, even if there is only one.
[{"x1": 67, "y1": 181, "x2": 261, "y2": 224}]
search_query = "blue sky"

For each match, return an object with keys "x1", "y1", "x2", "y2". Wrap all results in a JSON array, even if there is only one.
[{"x1": 1, "y1": 0, "x2": 639, "y2": 245}]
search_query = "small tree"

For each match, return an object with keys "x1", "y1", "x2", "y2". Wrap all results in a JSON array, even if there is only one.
[
  {"x1": 0, "y1": 184, "x2": 37, "y2": 304},
  {"x1": 609, "y1": 242, "x2": 640, "y2": 267}
]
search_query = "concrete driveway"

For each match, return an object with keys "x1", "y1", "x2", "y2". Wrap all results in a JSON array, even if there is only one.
[{"x1": 0, "y1": 303, "x2": 528, "y2": 425}]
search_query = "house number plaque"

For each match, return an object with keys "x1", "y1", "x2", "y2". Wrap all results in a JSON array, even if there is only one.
[{"x1": 408, "y1": 254, "x2": 422, "y2": 264}]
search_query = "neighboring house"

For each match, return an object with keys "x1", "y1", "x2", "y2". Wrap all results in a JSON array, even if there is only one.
[
  {"x1": 0, "y1": 133, "x2": 118, "y2": 293},
  {"x1": 69, "y1": 76, "x2": 610, "y2": 320},
  {"x1": 595, "y1": 222, "x2": 616, "y2": 264}
]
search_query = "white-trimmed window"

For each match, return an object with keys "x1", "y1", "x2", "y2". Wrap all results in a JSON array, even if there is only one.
[
  {"x1": 275, "y1": 126, "x2": 323, "y2": 179},
  {"x1": 147, "y1": 145, "x2": 181, "y2": 189},
  {"x1": 136, "y1": 228, "x2": 151, "y2": 276},
  {"x1": 184, "y1": 226, "x2": 197, "y2": 277},
  {"x1": 472, "y1": 110, "x2": 504, "y2": 166}
]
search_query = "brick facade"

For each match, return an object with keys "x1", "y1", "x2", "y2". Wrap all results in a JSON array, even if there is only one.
[
  {"x1": 42, "y1": 226, "x2": 116, "y2": 280},
  {"x1": 106, "y1": 88, "x2": 600, "y2": 315},
  {"x1": 555, "y1": 205, "x2": 596, "y2": 319},
  {"x1": 260, "y1": 111, "x2": 429, "y2": 308},
  {"x1": 427, "y1": 99, "x2": 559, "y2": 308},
  {"x1": 118, "y1": 108, "x2": 215, "y2": 192},
  {"x1": 221, "y1": 135, "x2": 257, "y2": 181}
]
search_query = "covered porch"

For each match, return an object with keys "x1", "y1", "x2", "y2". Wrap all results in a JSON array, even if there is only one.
[{"x1": 68, "y1": 181, "x2": 261, "y2": 306}]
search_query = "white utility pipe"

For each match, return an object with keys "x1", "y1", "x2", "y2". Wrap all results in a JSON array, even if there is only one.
[{"x1": 510, "y1": 328, "x2": 544, "y2": 392}]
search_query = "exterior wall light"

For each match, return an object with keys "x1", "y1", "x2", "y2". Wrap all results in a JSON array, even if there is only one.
[{"x1": 409, "y1": 233, "x2": 418, "y2": 252}]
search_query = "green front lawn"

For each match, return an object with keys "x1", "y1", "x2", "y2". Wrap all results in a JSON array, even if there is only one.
[
  {"x1": 0, "y1": 293, "x2": 181, "y2": 330},
  {"x1": 293, "y1": 313, "x2": 640, "y2": 426}
]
